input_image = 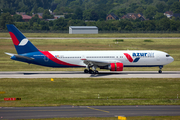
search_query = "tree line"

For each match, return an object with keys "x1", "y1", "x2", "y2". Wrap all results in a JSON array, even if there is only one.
[
  {"x1": 0, "y1": 12, "x2": 180, "y2": 32},
  {"x1": 0, "y1": 0, "x2": 180, "y2": 32},
  {"x1": 1, "y1": 0, "x2": 180, "y2": 19}
]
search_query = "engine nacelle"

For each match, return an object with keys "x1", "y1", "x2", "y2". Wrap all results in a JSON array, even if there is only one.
[{"x1": 108, "y1": 63, "x2": 123, "y2": 71}]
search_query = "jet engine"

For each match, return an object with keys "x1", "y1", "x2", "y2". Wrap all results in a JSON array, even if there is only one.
[{"x1": 108, "y1": 63, "x2": 123, "y2": 71}]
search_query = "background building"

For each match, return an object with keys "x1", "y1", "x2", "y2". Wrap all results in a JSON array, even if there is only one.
[
  {"x1": 69, "y1": 26, "x2": 98, "y2": 34},
  {"x1": 106, "y1": 13, "x2": 119, "y2": 20}
]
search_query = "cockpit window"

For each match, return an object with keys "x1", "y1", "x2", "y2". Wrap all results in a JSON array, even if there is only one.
[{"x1": 166, "y1": 54, "x2": 170, "y2": 57}]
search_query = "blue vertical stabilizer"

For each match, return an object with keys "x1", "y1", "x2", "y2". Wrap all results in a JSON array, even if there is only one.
[{"x1": 6, "y1": 24, "x2": 39, "y2": 54}]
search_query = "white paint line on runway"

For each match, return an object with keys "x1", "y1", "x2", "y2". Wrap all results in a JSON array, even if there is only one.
[{"x1": 0, "y1": 71, "x2": 180, "y2": 78}]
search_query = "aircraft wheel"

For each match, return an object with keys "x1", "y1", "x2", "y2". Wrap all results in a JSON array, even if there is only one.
[
  {"x1": 95, "y1": 70, "x2": 99, "y2": 74},
  {"x1": 158, "y1": 70, "x2": 162, "y2": 73},
  {"x1": 84, "y1": 69, "x2": 89, "y2": 73},
  {"x1": 89, "y1": 69, "x2": 94, "y2": 74},
  {"x1": 158, "y1": 66, "x2": 163, "y2": 73},
  {"x1": 91, "y1": 71, "x2": 95, "y2": 74}
]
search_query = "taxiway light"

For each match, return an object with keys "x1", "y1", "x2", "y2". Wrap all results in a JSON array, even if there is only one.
[
  {"x1": 118, "y1": 116, "x2": 126, "y2": 120},
  {"x1": 0, "y1": 91, "x2": 5, "y2": 94},
  {"x1": 51, "y1": 78, "x2": 54, "y2": 81}
]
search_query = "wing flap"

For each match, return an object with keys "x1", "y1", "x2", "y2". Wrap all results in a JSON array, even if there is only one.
[{"x1": 81, "y1": 59, "x2": 122, "y2": 67}]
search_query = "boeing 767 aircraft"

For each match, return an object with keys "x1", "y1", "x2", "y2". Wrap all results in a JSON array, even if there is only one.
[{"x1": 5, "y1": 24, "x2": 174, "y2": 74}]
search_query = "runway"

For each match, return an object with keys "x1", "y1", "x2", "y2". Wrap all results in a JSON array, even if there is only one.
[
  {"x1": 0, "y1": 71, "x2": 180, "y2": 78},
  {"x1": 0, "y1": 105, "x2": 180, "y2": 119}
]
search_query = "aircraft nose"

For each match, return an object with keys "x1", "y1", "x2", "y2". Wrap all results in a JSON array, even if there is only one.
[
  {"x1": 171, "y1": 57, "x2": 174, "y2": 62},
  {"x1": 169, "y1": 57, "x2": 174, "y2": 63}
]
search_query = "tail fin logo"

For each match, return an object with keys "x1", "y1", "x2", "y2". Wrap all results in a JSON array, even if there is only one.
[
  {"x1": 19, "y1": 38, "x2": 28, "y2": 46},
  {"x1": 124, "y1": 53, "x2": 140, "y2": 63}
]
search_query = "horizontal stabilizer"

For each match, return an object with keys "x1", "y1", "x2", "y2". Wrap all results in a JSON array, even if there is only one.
[
  {"x1": 5, "y1": 52, "x2": 15, "y2": 56},
  {"x1": 14, "y1": 55, "x2": 34, "y2": 60},
  {"x1": 5, "y1": 52, "x2": 34, "y2": 60}
]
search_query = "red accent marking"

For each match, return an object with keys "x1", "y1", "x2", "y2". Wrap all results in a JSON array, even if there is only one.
[
  {"x1": 40, "y1": 51, "x2": 81, "y2": 67},
  {"x1": 124, "y1": 53, "x2": 133, "y2": 62},
  {"x1": 81, "y1": 59, "x2": 86, "y2": 60},
  {"x1": 4, "y1": 98, "x2": 16, "y2": 101},
  {"x1": 9, "y1": 32, "x2": 20, "y2": 46}
]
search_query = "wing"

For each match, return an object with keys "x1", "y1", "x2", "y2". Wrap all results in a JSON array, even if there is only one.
[{"x1": 81, "y1": 59, "x2": 122, "y2": 67}]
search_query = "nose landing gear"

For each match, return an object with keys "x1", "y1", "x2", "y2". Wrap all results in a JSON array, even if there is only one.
[{"x1": 158, "y1": 66, "x2": 163, "y2": 73}]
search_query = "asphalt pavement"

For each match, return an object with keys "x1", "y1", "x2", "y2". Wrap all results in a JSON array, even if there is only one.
[
  {"x1": 0, "y1": 105, "x2": 180, "y2": 119},
  {"x1": 0, "y1": 71, "x2": 180, "y2": 78}
]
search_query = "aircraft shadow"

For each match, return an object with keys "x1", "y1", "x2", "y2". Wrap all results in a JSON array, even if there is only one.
[
  {"x1": 0, "y1": 71, "x2": 179, "y2": 74},
  {"x1": 20, "y1": 71, "x2": 180, "y2": 77},
  {"x1": 21, "y1": 72, "x2": 124, "y2": 77},
  {"x1": 0, "y1": 71, "x2": 179, "y2": 78}
]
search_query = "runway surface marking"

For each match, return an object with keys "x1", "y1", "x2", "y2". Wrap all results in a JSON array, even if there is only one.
[
  {"x1": 87, "y1": 107, "x2": 110, "y2": 113},
  {"x1": 0, "y1": 106, "x2": 180, "y2": 119},
  {"x1": 0, "y1": 71, "x2": 180, "y2": 78}
]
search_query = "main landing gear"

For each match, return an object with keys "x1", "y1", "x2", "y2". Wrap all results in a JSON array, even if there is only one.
[
  {"x1": 158, "y1": 66, "x2": 163, "y2": 73},
  {"x1": 84, "y1": 65, "x2": 99, "y2": 74},
  {"x1": 84, "y1": 69, "x2": 99, "y2": 74}
]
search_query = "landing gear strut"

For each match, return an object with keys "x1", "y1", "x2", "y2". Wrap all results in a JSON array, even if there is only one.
[
  {"x1": 84, "y1": 66, "x2": 99, "y2": 74},
  {"x1": 158, "y1": 66, "x2": 163, "y2": 73}
]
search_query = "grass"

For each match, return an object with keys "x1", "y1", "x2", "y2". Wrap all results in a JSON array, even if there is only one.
[
  {"x1": 144, "y1": 39, "x2": 154, "y2": 42},
  {"x1": 25, "y1": 116, "x2": 180, "y2": 120},
  {"x1": 0, "y1": 78, "x2": 180, "y2": 107},
  {"x1": 0, "y1": 38, "x2": 179, "y2": 71},
  {"x1": 113, "y1": 39, "x2": 124, "y2": 42},
  {"x1": 1, "y1": 33, "x2": 180, "y2": 38}
]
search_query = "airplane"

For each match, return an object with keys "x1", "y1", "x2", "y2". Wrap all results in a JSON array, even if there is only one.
[{"x1": 5, "y1": 24, "x2": 174, "y2": 74}]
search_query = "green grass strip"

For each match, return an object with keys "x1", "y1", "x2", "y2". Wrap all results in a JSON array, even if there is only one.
[{"x1": 0, "y1": 78, "x2": 180, "y2": 107}]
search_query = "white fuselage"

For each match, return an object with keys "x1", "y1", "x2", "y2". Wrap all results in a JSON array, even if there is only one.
[{"x1": 48, "y1": 50, "x2": 174, "y2": 67}]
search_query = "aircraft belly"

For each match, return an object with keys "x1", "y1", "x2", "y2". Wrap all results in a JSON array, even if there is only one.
[{"x1": 57, "y1": 58, "x2": 85, "y2": 66}]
